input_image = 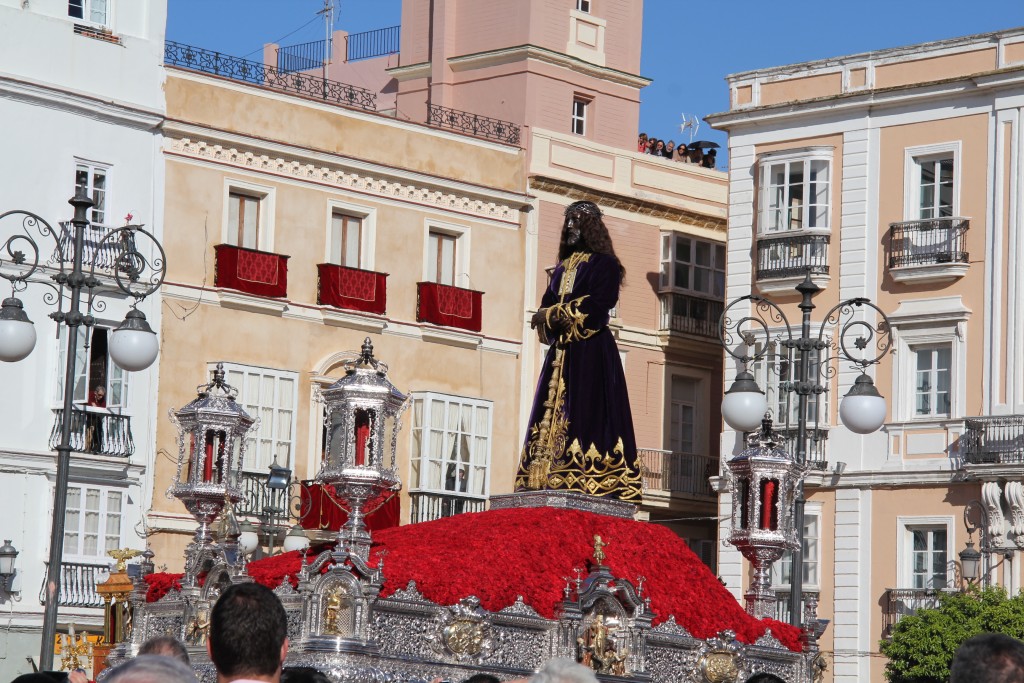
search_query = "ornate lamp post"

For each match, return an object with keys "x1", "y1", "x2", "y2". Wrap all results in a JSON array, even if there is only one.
[
  {"x1": 0, "y1": 191, "x2": 165, "y2": 667},
  {"x1": 718, "y1": 273, "x2": 892, "y2": 626},
  {"x1": 317, "y1": 337, "x2": 407, "y2": 561},
  {"x1": 169, "y1": 364, "x2": 256, "y2": 586}
]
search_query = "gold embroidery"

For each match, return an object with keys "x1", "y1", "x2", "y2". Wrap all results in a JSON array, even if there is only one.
[
  {"x1": 558, "y1": 252, "x2": 591, "y2": 296},
  {"x1": 547, "y1": 296, "x2": 597, "y2": 344},
  {"x1": 516, "y1": 436, "x2": 643, "y2": 502},
  {"x1": 523, "y1": 350, "x2": 570, "y2": 489}
]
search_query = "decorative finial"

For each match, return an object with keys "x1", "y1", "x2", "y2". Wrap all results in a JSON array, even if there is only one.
[
  {"x1": 592, "y1": 534, "x2": 607, "y2": 566},
  {"x1": 360, "y1": 337, "x2": 374, "y2": 364},
  {"x1": 107, "y1": 548, "x2": 142, "y2": 573},
  {"x1": 212, "y1": 362, "x2": 226, "y2": 386}
]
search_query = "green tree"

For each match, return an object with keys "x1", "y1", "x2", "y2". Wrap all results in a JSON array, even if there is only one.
[{"x1": 881, "y1": 586, "x2": 1024, "y2": 682}]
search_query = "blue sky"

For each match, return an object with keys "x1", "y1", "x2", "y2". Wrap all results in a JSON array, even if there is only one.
[{"x1": 168, "y1": 0, "x2": 1024, "y2": 150}]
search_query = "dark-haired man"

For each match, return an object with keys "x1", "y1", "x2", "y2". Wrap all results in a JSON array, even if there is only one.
[
  {"x1": 207, "y1": 583, "x2": 289, "y2": 683},
  {"x1": 950, "y1": 632, "x2": 1024, "y2": 683}
]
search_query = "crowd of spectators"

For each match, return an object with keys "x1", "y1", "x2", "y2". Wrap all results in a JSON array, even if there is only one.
[{"x1": 637, "y1": 132, "x2": 717, "y2": 169}]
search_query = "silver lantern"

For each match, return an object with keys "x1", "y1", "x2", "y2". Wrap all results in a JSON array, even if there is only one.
[
  {"x1": 169, "y1": 363, "x2": 256, "y2": 586},
  {"x1": 318, "y1": 337, "x2": 407, "y2": 561},
  {"x1": 724, "y1": 416, "x2": 805, "y2": 619}
]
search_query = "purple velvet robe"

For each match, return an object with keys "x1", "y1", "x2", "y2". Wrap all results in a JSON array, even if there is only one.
[{"x1": 515, "y1": 251, "x2": 642, "y2": 501}]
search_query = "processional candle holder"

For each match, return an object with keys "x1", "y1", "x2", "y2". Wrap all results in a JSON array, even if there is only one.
[
  {"x1": 317, "y1": 337, "x2": 407, "y2": 562},
  {"x1": 168, "y1": 363, "x2": 256, "y2": 586},
  {"x1": 724, "y1": 415, "x2": 805, "y2": 619}
]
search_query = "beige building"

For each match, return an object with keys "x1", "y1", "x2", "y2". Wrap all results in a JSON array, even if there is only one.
[{"x1": 709, "y1": 27, "x2": 1024, "y2": 682}]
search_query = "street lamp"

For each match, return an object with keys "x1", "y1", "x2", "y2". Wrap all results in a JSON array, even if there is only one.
[
  {"x1": 0, "y1": 540, "x2": 18, "y2": 593},
  {"x1": 960, "y1": 498, "x2": 1008, "y2": 588},
  {"x1": 0, "y1": 191, "x2": 166, "y2": 667},
  {"x1": 718, "y1": 273, "x2": 892, "y2": 627}
]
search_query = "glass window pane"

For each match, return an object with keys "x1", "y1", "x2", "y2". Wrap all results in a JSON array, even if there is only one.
[
  {"x1": 330, "y1": 214, "x2": 343, "y2": 264},
  {"x1": 242, "y1": 197, "x2": 259, "y2": 249}
]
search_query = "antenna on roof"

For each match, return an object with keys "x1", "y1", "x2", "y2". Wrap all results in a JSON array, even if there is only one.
[
  {"x1": 680, "y1": 113, "x2": 701, "y2": 143},
  {"x1": 317, "y1": 0, "x2": 337, "y2": 74}
]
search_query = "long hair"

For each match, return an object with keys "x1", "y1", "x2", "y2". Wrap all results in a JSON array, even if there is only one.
[{"x1": 557, "y1": 201, "x2": 625, "y2": 278}]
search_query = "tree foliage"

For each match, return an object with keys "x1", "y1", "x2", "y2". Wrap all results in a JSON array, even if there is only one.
[{"x1": 880, "y1": 586, "x2": 1024, "y2": 682}]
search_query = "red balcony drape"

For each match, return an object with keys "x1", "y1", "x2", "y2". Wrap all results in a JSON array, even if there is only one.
[
  {"x1": 317, "y1": 263, "x2": 387, "y2": 314},
  {"x1": 215, "y1": 244, "x2": 289, "y2": 298},
  {"x1": 416, "y1": 282, "x2": 483, "y2": 332}
]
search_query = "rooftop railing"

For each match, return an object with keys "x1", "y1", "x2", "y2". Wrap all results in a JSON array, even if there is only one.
[
  {"x1": 347, "y1": 26, "x2": 400, "y2": 62},
  {"x1": 165, "y1": 40, "x2": 377, "y2": 111},
  {"x1": 427, "y1": 104, "x2": 521, "y2": 145},
  {"x1": 277, "y1": 39, "x2": 325, "y2": 73}
]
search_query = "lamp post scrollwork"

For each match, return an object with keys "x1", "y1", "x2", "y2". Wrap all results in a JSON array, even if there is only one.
[
  {"x1": 717, "y1": 273, "x2": 893, "y2": 628},
  {"x1": 0, "y1": 191, "x2": 166, "y2": 667}
]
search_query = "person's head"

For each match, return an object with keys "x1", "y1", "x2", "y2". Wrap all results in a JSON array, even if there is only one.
[
  {"x1": 950, "y1": 632, "x2": 1024, "y2": 683},
  {"x1": 280, "y1": 668, "x2": 332, "y2": 683},
  {"x1": 105, "y1": 655, "x2": 199, "y2": 683},
  {"x1": 139, "y1": 635, "x2": 190, "y2": 664},
  {"x1": 638, "y1": 132, "x2": 647, "y2": 143},
  {"x1": 676, "y1": 144, "x2": 688, "y2": 158},
  {"x1": 666, "y1": 140, "x2": 675, "y2": 152},
  {"x1": 655, "y1": 140, "x2": 665, "y2": 152},
  {"x1": 92, "y1": 385, "x2": 105, "y2": 401},
  {"x1": 557, "y1": 201, "x2": 624, "y2": 277},
  {"x1": 463, "y1": 675, "x2": 501, "y2": 683},
  {"x1": 208, "y1": 583, "x2": 289, "y2": 682},
  {"x1": 530, "y1": 658, "x2": 599, "y2": 683},
  {"x1": 646, "y1": 138, "x2": 656, "y2": 151}
]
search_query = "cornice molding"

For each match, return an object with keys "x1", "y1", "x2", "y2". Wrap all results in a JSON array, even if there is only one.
[
  {"x1": 529, "y1": 176, "x2": 727, "y2": 233},
  {"x1": 386, "y1": 61, "x2": 431, "y2": 82},
  {"x1": 166, "y1": 133, "x2": 526, "y2": 225},
  {"x1": 0, "y1": 72, "x2": 164, "y2": 130},
  {"x1": 446, "y1": 44, "x2": 651, "y2": 89}
]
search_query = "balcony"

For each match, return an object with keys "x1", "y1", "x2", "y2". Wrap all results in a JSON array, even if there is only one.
[
  {"x1": 409, "y1": 491, "x2": 486, "y2": 524},
  {"x1": 638, "y1": 449, "x2": 717, "y2": 499},
  {"x1": 164, "y1": 41, "x2": 377, "y2": 111},
  {"x1": 658, "y1": 293, "x2": 723, "y2": 339},
  {"x1": 417, "y1": 282, "x2": 483, "y2": 333},
  {"x1": 215, "y1": 244, "x2": 289, "y2": 299},
  {"x1": 346, "y1": 26, "x2": 401, "y2": 62},
  {"x1": 427, "y1": 104, "x2": 521, "y2": 146},
  {"x1": 962, "y1": 415, "x2": 1024, "y2": 465},
  {"x1": 777, "y1": 427, "x2": 829, "y2": 470},
  {"x1": 883, "y1": 587, "x2": 951, "y2": 637},
  {"x1": 756, "y1": 232, "x2": 830, "y2": 293},
  {"x1": 39, "y1": 561, "x2": 106, "y2": 608},
  {"x1": 887, "y1": 217, "x2": 969, "y2": 284},
  {"x1": 49, "y1": 407, "x2": 134, "y2": 457},
  {"x1": 317, "y1": 263, "x2": 387, "y2": 315},
  {"x1": 774, "y1": 590, "x2": 820, "y2": 625},
  {"x1": 51, "y1": 221, "x2": 124, "y2": 270}
]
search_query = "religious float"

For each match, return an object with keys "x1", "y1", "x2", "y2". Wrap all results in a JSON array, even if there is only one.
[{"x1": 101, "y1": 339, "x2": 824, "y2": 683}]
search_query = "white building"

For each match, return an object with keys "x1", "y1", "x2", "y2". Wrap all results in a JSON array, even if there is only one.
[{"x1": 0, "y1": 0, "x2": 166, "y2": 674}]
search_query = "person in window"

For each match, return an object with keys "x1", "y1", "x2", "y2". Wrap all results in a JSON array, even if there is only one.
[
  {"x1": 516, "y1": 201, "x2": 642, "y2": 502},
  {"x1": 85, "y1": 384, "x2": 106, "y2": 453},
  {"x1": 636, "y1": 133, "x2": 648, "y2": 153},
  {"x1": 664, "y1": 140, "x2": 676, "y2": 159}
]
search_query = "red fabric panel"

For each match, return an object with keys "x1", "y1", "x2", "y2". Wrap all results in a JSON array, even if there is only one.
[
  {"x1": 760, "y1": 479, "x2": 777, "y2": 531},
  {"x1": 298, "y1": 482, "x2": 400, "y2": 533},
  {"x1": 317, "y1": 263, "x2": 387, "y2": 314},
  {"x1": 214, "y1": 244, "x2": 289, "y2": 298},
  {"x1": 416, "y1": 282, "x2": 483, "y2": 332}
]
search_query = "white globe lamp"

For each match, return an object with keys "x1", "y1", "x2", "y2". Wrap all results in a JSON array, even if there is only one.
[
  {"x1": 839, "y1": 373, "x2": 888, "y2": 435},
  {"x1": 109, "y1": 309, "x2": 159, "y2": 371},
  {"x1": 721, "y1": 370, "x2": 769, "y2": 433},
  {"x1": 0, "y1": 298, "x2": 36, "y2": 362}
]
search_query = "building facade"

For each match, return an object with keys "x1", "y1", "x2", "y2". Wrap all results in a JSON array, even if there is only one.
[
  {"x1": 0, "y1": 0, "x2": 166, "y2": 675},
  {"x1": 709, "y1": 27, "x2": 1024, "y2": 682}
]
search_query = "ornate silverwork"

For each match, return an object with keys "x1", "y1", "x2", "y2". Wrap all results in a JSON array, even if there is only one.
[{"x1": 426, "y1": 597, "x2": 494, "y2": 663}]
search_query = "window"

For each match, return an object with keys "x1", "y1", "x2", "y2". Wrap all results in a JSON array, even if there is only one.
[
  {"x1": 576, "y1": 0, "x2": 591, "y2": 12},
  {"x1": 917, "y1": 157, "x2": 954, "y2": 220},
  {"x1": 330, "y1": 213, "x2": 362, "y2": 268},
  {"x1": 63, "y1": 484, "x2": 123, "y2": 560},
  {"x1": 428, "y1": 231, "x2": 457, "y2": 286},
  {"x1": 409, "y1": 393, "x2": 492, "y2": 499},
  {"x1": 670, "y1": 376, "x2": 698, "y2": 454},
  {"x1": 228, "y1": 192, "x2": 261, "y2": 250},
  {"x1": 908, "y1": 526, "x2": 949, "y2": 589},
  {"x1": 752, "y1": 339, "x2": 828, "y2": 427},
  {"x1": 571, "y1": 97, "x2": 588, "y2": 136},
  {"x1": 914, "y1": 345, "x2": 951, "y2": 418},
  {"x1": 758, "y1": 149, "x2": 832, "y2": 233},
  {"x1": 219, "y1": 364, "x2": 297, "y2": 472},
  {"x1": 68, "y1": 0, "x2": 108, "y2": 26},
  {"x1": 659, "y1": 234, "x2": 725, "y2": 297},
  {"x1": 56, "y1": 326, "x2": 128, "y2": 409},
  {"x1": 75, "y1": 162, "x2": 108, "y2": 224},
  {"x1": 688, "y1": 538, "x2": 716, "y2": 572},
  {"x1": 773, "y1": 511, "x2": 820, "y2": 588}
]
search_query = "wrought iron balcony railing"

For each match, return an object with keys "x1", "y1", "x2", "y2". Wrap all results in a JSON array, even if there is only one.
[
  {"x1": 773, "y1": 590, "x2": 819, "y2": 625},
  {"x1": 962, "y1": 415, "x2": 1024, "y2": 464},
  {"x1": 50, "y1": 220, "x2": 127, "y2": 270},
  {"x1": 658, "y1": 292, "x2": 724, "y2": 338},
  {"x1": 164, "y1": 40, "x2": 377, "y2": 111},
  {"x1": 236, "y1": 471, "x2": 291, "y2": 518},
  {"x1": 427, "y1": 104, "x2": 521, "y2": 145},
  {"x1": 883, "y1": 587, "x2": 952, "y2": 637},
  {"x1": 409, "y1": 491, "x2": 485, "y2": 524},
  {"x1": 39, "y1": 561, "x2": 106, "y2": 608},
  {"x1": 776, "y1": 427, "x2": 829, "y2": 470},
  {"x1": 49, "y1": 407, "x2": 134, "y2": 457},
  {"x1": 756, "y1": 232, "x2": 830, "y2": 281},
  {"x1": 638, "y1": 449, "x2": 717, "y2": 498},
  {"x1": 347, "y1": 26, "x2": 400, "y2": 62},
  {"x1": 887, "y1": 217, "x2": 969, "y2": 269}
]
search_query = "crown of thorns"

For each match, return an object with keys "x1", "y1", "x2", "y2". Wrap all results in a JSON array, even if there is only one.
[{"x1": 564, "y1": 201, "x2": 602, "y2": 218}]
